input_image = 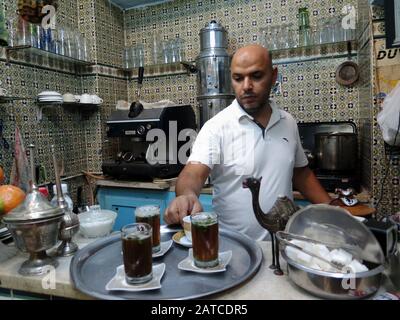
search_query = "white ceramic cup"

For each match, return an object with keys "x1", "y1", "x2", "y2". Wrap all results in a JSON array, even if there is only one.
[
  {"x1": 183, "y1": 215, "x2": 192, "y2": 242},
  {"x1": 80, "y1": 93, "x2": 92, "y2": 104},
  {"x1": 63, "y1": 93, "x2": 76, "y2": 103},
  {"x1": 0, "y1": 88, "x2": 7, "y2": 96},
  {"x1": 116, "y1": 100, "x2": 129, "y2": 109},
  {"x1": 91, "y1": 95, "x2": 103, "y2": 104}
]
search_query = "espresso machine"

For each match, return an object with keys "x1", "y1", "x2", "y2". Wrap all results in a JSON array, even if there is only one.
[{"x1": 102, "y1": 104, "x2": 196, "y2": 180}]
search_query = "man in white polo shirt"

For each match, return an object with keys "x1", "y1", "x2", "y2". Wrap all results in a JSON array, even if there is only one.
[{"x1": 164, "y1": 44, "x2": 331, "y2": 240}]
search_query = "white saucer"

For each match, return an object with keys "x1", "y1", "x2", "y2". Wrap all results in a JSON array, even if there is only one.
[
  {"x1": 105, "y1": 263, "x2": 165, "y2": 292},
  {"x1": 177, "y1": 249, "x2": 232, "y2": 274},
  {"x1": 152, "y1": 240, "x2": 173, "y2": 258},
  {"x1": 172, "y1": 231, "x2": 192, "y2": 248}
]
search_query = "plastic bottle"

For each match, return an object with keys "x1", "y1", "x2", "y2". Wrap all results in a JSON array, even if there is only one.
[{"x1": 50, "y1": 183, "x2": 74, "y2": 211}]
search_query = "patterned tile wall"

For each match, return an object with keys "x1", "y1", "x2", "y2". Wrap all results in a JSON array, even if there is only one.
[
  {"x1": 370, "y1": 4, "x2": 400, "y2": 216},
  {"x1": 357, "y1": 0, "x2": 373, "y2": 192},
  {"x1": 2, "y1": 0, "x2": 398, "y2": 215},
  {"x1": 0, "y1": 61, "x2": 88, "y2": 182},
  {"x1": 93, "y1": 0, "x2": 125, "y2": 67},
  {"x1": 0, "y1": 0, "x2": 126, "y2": 207},
  {"x1": 124, "y1": 0, "x2": 400, "y2": 214},
  {"x1": 125, "y1": 0, "x2": 360, "y2": 127}
]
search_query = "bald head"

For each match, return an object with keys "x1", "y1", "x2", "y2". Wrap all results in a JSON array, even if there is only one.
[
  {"x1": 230, "y1": 44, "x2": 277, "y2": 117},
  {"x1": 231, "y1": 45, "x2": 273, "y2": 73}
]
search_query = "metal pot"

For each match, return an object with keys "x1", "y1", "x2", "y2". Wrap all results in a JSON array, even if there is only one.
[{"x1": 315, "y1": 132, "x2": 357, "y2": 171}]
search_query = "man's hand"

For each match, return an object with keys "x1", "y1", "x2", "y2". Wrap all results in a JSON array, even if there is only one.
[{"x1": 164, "y1": 194, "x2": 203, "y2": 225}]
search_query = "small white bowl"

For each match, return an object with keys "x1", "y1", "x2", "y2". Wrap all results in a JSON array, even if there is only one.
[{"x1": 78, "y1": 209, "x2": 117, "y2": 238}]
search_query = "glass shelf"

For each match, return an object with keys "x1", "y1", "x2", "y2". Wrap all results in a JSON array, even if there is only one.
[
  {"x1": 62, "y1": 102, "x2": 100, "y2": 110},
  {"x1": 122, "y1": 61, "x2": 195, "y2": 79},
  {"x1": 270, "y1": 40, "x2": 358, "y2": 65},
  {"x1": 0, "y1": 96, "x2": 31, "y2": 103},
  {"x1": 36, "y1": 100, "x2": 99, "y2": 108},
  {"x1": 5, "y1": 45, "x2": 94, "y2": 67},
  {"x1": 35, "y1": 101, "x2": 99, "y2": 121}
]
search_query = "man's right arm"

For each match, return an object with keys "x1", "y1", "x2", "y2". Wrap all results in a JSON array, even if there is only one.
[{"x1": 164, "y1": 163, "x2": 210, "y2": 225}]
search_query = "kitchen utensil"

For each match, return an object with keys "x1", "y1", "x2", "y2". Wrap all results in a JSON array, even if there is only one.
[
  {"x1": 128, "y1": 66, "x2": 144, "y2": 118},
  {"x1": 276, "y1": 232, "x2": 344, "y2": 272},
  {"x1": 3, "y1": 144, "x2": 64, "y2": 276},
  {"x1": 281, "y1": 250, "x2": 384, "y2": 299},
  {"x1": 276, "y1": 230, "x2": 365, "y2": 262},
  {"x1": 285, "y1": 204, "x2": 385, "y2": 264},
  {"x1": 279, "y1": 204, "x2": 385, "y2": 299},
  {"x1": 335, "y1": 41, "x2": 359, "y2": 86},
  {"x1": 51, "y1": 145, "x2": 79, "y2": 257},
  {"x1": 315, "y1": 132, "x2": 357, "y2": 171}
]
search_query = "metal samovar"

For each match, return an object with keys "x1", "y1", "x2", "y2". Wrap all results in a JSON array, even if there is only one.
[
  {"x1": 3, "y1": 144, "x2": 64, "y2": 276},
  {"x1": 196, "y1": 20, "x2": 234, "y2": 127}
]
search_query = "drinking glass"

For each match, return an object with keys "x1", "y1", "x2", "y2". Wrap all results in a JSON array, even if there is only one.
[
  {"x1": 175, "y1": 38, "x2": 185, "y2": 62},
  {"x1": 161, "y1": 40, "x2": 170, "y2": 64},
  {"x1": 123, "y1": 47, "x2": 131, "y2": 68},
  {"x1": 121, "y1": 223, "x2": 153, "y2": 284},
  {"x1": 135, "y1": 205, "x2": 161, "y2": 253},
  {"x1": 135, "y1": 44, "x2": 144, "y2": 67},
  {"x1": 191, "y1": 212, "x2": 219, "y2": 268},
  {"x1": 16, "y1": 17, "x2": 31, "y2": 46},
  {"x1": 150, "y1": 33, "x2": 162, "y2": 65}
]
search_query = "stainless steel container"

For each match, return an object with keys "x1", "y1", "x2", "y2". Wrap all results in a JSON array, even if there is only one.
[
  {"x1": 282, "y1": 251, "x2": 384, "y2": 299},
  {"x1": 315, "y1": 132, "x2": 357, "y2": 171},
  {"x1": 196, "y1": 21, "x2": 234, "y2": 127},
  {"x1": 197, "y1": 95, "x2": 234, "y2": 127},
  {"x1": 279, "y1": 204, "x2": 386, "y2": 299},
  {"x1": 199, "y1": 20, "x2": 228, "y2": 51},
  {"x1": 3, "y1": 144, "x2": 64, "y2": 276}
]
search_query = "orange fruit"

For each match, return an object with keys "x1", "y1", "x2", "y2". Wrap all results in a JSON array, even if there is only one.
[
  {"x1": 0, "y1": 185, "x2": 26, "y2": 215},
  {"x1": 0, "y1": 166, "x2": 4, "y2": 185}
]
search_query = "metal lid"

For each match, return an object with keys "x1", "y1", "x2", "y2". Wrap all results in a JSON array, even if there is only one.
[
  {"x1": 3, "y1": 189, "x2": 64, "y2": 223},
  {"x1": 200, "y1": 20, "x2": 227, "y2": 33},
  {"x1": 285, "y1": 204, "x2": 385, "y2": 265}
]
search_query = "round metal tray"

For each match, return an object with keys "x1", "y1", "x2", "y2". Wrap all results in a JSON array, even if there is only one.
[{"x1": 70, "y1": 227, "x2": 262, "y2": 300}]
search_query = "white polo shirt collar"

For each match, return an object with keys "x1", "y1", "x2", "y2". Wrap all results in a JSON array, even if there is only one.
[{"x1": 232, "y1": 99, "x2": 286, "y2": 132}]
